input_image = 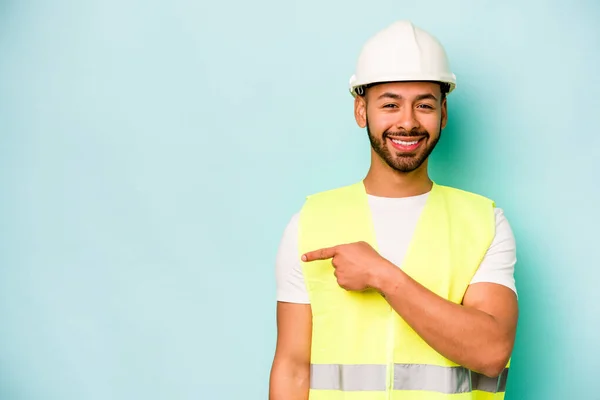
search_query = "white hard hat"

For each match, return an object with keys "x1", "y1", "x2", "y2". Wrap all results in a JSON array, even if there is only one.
[{"x1": 349, "y1": 20, "x2": 456, "y2": 97}]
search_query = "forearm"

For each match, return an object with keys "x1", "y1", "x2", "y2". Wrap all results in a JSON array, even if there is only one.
[
  {"x1": 269, "y1": 359, "x2": 310, "y2": 400},
  {"x1": 376, "y1": 263, "x2": 511, "y2": 377}
]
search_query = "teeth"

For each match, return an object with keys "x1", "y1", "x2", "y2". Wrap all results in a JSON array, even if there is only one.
[{"x1": 391, "y1": 139, "x2": 418, "y2": 145}]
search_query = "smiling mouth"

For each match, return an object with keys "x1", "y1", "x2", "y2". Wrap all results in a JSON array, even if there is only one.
[
  {"x1": 388, "y1": 136, "x2": 425, "y2": 151},
  {"x1": 391, "y1": 138, "x2": 419, "y2": 145}
]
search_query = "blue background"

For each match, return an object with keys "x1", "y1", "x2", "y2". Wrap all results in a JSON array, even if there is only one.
[{"x1": 1, "y1": 1, "x2": 598, "y2": 399}]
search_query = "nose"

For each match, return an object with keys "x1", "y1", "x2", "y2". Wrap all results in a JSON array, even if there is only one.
[{"x1": 394, "y1": 106, "x2": 420, "y2": 132}]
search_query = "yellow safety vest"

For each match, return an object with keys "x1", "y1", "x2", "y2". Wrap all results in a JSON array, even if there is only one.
[{"x1": 298, "y1": 181, "x2": 510, "y2": 400}]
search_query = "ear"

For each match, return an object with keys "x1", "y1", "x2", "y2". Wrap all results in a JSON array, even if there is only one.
[
  {"x1": 354, "y1": 95, "x2": 367, "y2": 128},
  {"x1": 440, "y1": 98, "x2": 448, "y2": 129}
]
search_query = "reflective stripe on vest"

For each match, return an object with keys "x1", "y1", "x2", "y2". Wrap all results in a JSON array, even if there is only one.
[{"x1": 310, "y1": 364, "x2": 508, "y2": 393}]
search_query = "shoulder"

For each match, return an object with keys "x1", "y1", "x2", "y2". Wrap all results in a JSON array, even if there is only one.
[
  {"x1": 435, "y1": 184, "x2": 495, "y2": 206},
  {"x1": 434, "y1": 184, "x2": 496, "y2": 226},
  {"x1": 434, "y1": 184, "x2": 498, "y2": 246},
  {"x1": 299, "y1": 182, "x2": 364, "y2": 219},
  {"x1": 304, "y1": 182, "x2": 362, "y2": 202}
]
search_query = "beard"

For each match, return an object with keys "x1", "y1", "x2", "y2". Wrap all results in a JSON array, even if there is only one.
[{"x1": 366, "y1": 117, "x2": 442, "y2": 173}]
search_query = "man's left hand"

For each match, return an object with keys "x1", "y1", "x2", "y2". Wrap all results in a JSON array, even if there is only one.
[{"x1": 301, "y1": 241, "x2": 392, "y2": 291}]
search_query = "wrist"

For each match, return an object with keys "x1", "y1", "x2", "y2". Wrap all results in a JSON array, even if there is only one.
[{"x1": 370, "y1": 259, "x2": 401, "y2": 293}]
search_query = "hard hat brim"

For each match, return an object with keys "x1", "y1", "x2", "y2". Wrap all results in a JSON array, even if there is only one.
[{"x1": 349, "y1": 73, "x2": 456, "y2": 97}]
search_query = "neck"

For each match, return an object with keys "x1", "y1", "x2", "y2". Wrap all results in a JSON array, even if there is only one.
[{"x1": 363, "y1": 154, "x2": 433, "y2": 198}]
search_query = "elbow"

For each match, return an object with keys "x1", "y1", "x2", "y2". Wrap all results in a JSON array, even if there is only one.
[
  {"x1": 477, "y1": 342, "x2": 512, "y2": 378},
  {"x1": 269, "y1": 357, "x2": 310, "y2": 394},
  {"x1": 479, "y1": 362, "x2": 506, "y2": 379},
  {"x1": 291, "y1": 363, "x2": 310, "y2": 387}
]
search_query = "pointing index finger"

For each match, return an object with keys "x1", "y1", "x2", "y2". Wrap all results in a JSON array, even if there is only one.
[{"x1": 301, "y1": 246, "x2": 337, "y2": 262}]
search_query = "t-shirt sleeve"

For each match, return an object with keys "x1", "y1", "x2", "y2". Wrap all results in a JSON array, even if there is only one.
[
  {"x1": 469, "y1": 208, "x2": 518, "y2": 296},
  {"x1": 275, "y1": 212, "x2": 311, "y2": 304}
]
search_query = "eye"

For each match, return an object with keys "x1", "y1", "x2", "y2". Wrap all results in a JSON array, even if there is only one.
[
  {"x1": 417, "y1": 104, "x2": 435, "y2": 110},
  {"x1": 383, "y1": 104, "x2": 398, "y2": 109}
]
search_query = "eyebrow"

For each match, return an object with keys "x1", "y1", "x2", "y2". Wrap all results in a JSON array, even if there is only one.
[
  {"x1": 415, "y1": 93, "x2": 439, "y2": 102},
  {"x1": 376, "y1": 92, "x2": 439, "y2": 101},
  {"x1": 377, "y1": 92, "x2": 403, "y2": 100}
]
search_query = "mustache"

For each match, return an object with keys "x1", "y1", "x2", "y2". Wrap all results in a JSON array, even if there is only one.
[{"x1": 384, "y1": 129, "x2": 429, "y2": 139}]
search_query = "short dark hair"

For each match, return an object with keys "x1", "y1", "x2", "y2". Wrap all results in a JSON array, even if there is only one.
[{"x1": 439, "y1": 82, "x2": 450, "y2": 101}]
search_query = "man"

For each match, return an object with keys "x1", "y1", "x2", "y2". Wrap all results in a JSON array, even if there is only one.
[{"x1": 269, "y1": 20, "x2": 518, "y2": 400}]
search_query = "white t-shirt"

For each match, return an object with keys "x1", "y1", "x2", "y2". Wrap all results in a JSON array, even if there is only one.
[{"x1": 275, "y1": 191, "x2": 517, "y2": 304}]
